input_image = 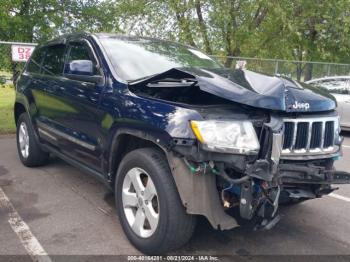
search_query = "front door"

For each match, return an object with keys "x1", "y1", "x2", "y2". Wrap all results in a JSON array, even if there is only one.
[
  {"x1": 36, "y1": 40, "x2": 105, "y2": 171},
  {"x1": 57, "y1": 40, "x2": 106, "y2": 170}
]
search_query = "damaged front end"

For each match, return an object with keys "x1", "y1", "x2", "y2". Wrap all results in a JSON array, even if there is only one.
[
  {"x1": 129, "y1": 67, "x2": 350, "y2": 231},
  {"x1": 167, "y1": 113, "x2": 350, "y2": 231}
]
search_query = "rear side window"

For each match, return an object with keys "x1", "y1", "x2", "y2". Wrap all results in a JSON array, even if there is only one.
[
  {"x1": 26, "y1": 48, "x2": 45, "y2": 74},
  {"x1": 42, "y1": 44, "x2": 66, "y2": 76}
]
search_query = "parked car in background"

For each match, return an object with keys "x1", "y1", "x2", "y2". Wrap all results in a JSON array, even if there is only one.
[
  {"x1": 306, "y1": 76, "x2": 350, "y2": 131},
  {"x1": 14, "y1": 33, "x2": 350, "y2": 254}
]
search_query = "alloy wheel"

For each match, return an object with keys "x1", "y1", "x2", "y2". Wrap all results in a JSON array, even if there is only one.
[
  {"x1": 122, "y1": 167, "x2": 159, "y2": 238},
  {"x1": 18, "y1": 122, "x2": 29, "y2": 159}
]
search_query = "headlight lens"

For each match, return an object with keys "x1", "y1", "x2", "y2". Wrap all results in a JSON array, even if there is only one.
[{"x1": 190, "y1": 120, "x2": 260, "y2": 154}]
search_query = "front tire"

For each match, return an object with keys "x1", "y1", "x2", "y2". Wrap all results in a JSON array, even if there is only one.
[
  {"x1": 16, "y1": 113, "x2": 49, "y2": 167},
  {"x1": 115, "y1": 148, "x2": 196, "y2": 254}
]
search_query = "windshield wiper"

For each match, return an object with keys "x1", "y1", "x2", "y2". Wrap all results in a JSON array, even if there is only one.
[
  {"x1": 128, "y1": 68, "x2": 196, "y2": 86},
  {"x1": 146, "y1": 78, "x2": 197, "y2": 88},
  {"x1": 128, "y1": 73, "x2": 160, "y2": 84}
]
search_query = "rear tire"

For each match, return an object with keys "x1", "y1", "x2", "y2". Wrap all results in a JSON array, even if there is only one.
[
  {"x1": 115, "y1": 148, "x2": 196, "y2": 254},
  {"x1": 16, "y1": 113, "x2": 49, "y2": 167}
]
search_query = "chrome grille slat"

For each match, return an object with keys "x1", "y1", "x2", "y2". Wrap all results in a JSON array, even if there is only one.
[
  {"x1": 320, "y1": 121, "x2": 326, "y2": 150},
  {"x1": 282, "y1": 117, "x2": 338, "y2": 155},
  {"x1": 291, "y1": 123, "x2": 298, "y2": 150},
  {"x1": 306, "y1": 121, "x2": 312, "y2": 150}
]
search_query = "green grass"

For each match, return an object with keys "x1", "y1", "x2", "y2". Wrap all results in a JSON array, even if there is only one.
[
  {"x1": 0, "y1": 84, "x2": 15, "y2": 134},
  {"x1": 0, "y1": 70, "x2": 12, "y2": 78}
]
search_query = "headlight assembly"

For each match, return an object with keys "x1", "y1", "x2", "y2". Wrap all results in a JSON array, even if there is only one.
[{"x1": 190, "y1": 120, "x2": 260, "y2": 154}]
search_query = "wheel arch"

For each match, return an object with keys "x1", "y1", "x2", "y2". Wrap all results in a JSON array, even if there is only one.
[{"x1": 107, "y1": 128, "x2": 173, "y2": 188}]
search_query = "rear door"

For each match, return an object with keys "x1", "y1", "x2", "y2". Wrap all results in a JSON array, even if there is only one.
[{"x1": 32, "y1": 43, "x2": 68, "y2": 147}]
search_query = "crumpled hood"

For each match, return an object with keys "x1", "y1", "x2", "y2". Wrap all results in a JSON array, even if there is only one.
[{"x1": 130, "y1": 67, "x2": 336, "y2": 112}]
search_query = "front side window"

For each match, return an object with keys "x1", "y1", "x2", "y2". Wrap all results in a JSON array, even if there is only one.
[
  {"x1": 42, "y1": 44, "x2": 66, "y2": 76},
  {"x1": 26, "y1": 47, "x2": 45, "y2": 74},
  {"x1": 65, "y1": 42, "x2": 98, "y2": 75}
]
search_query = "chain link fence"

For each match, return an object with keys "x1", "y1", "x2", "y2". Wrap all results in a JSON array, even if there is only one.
[{"x1": 211, "y1": 56, "x2": 350, "y2": 82}]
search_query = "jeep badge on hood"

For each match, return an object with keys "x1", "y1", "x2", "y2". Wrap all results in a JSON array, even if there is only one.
[{"x1": 292, "y1": 101, "x2": 310, "y2": 110}]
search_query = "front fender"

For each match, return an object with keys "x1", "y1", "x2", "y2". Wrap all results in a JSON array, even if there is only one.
[{"x1": 105, "y1": 124, "x2": 173, "y2": 178}]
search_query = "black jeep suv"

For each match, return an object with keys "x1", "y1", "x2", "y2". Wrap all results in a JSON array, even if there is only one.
[{"x1": 14, "y1": 32, "x2": 350, "y2": 254}]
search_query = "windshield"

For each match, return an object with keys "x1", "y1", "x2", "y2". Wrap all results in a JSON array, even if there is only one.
[{"x1": 98, "y1": 36, "x2": 222, "y2": 81}]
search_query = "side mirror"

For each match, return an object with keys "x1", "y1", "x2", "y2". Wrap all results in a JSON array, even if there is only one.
[
  {"x1": 69, "y1": 60, "x2": 93, "y2": 75},
  {"x1": 65, "y1": 60, "x2": 103, "y2": 84}
]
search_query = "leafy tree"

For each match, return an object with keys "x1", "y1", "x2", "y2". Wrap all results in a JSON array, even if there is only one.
[
  {"x1": 1, "y1": 0, "x2": 350, "y2": 81},
  {"x1": 0, "y1": 0, "x2": 113, "y2": 75}
]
